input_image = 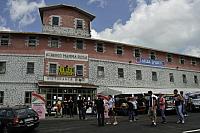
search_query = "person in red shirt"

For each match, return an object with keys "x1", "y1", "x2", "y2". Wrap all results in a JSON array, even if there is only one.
[{"x1": 159, "y1": 93, "x2": 167, "y2": 123}]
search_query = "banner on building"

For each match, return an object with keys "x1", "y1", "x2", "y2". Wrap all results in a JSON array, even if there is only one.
[
  {"x1": 136, "y1": 58, "x2": 165, "y2": 66},
  {"x1": 31, "y1": 92, "x2": 46, "y2": 119}
]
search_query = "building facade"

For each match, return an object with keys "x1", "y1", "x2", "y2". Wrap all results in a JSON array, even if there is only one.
[{"x1": 0, "y1": 4, "x2": 200, "y2": 107}]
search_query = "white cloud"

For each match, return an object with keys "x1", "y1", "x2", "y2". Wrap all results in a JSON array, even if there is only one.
[
  {"x1": 7, "y1": 0, "x2": 46, "y2": 29},
  {"x1": 91, "y1": 0, "x2": 200, "y2": 57},
  {"x1": 0, "y1": 16, "x2": 11, "y2": 31},
  {"x1": 87, "y1": 0, "x2": 109, "y2": 8}
]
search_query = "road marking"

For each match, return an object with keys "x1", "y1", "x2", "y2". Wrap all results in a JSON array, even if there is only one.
[{"x1": 183, "y1": 129, "x2": 200, "y2": 133}]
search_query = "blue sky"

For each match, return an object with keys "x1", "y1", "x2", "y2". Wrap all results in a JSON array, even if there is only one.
[{"x1": 0, "y1": 0, "x2": 200, "y2": 57}]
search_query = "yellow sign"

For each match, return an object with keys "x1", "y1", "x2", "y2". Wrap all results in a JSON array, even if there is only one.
[{"x1": 58, "y1": 66, "x2": 75, "y2": 76}]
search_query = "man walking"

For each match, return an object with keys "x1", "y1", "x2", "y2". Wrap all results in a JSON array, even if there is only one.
[
  {"x1": 148, "y1": 91, "x2": 157, "y2": 126},
  {"x1": 174, "y1": 89, "x2": 184, "y2": 124},
  {"x1": 95, "y1": 96, "x2": 105, "y2": 126}
]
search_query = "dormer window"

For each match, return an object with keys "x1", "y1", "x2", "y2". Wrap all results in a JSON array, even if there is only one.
[
  {"x1": 96, "y1": 43, "x2": 104, "y2": 53},
  {"x1": 76, "y1": 19, "x2": 83, "y2": 29},
  {"x1": 50, "y1": 37, "x2": 59, "y2": 48},
  {"x1": 191, "y1": 58, "x2": 196, "y2": 66},
  {"x1": 134, "y1": 48, "x2": 141, "y2": 58},
  {"x1": 150, "y1": 51, "x2": 156, "y2": 60},
  {"x1": 116, "y1": 46, "x2": 123, "y2": 55},
  {"x1": 28, "y1": 36, "x2": 37, "y2": 47},
  {"x1": 180, "y1": 56, "x2": 185, "y2": 64},
  {"x1": 0, "y1": 35, "x2": 9, "y2": 46},
  {"x1": 52, "y1": 16, "x2": 59, "y2": 26}
]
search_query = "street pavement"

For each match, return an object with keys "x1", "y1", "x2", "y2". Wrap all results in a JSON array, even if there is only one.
[{"x1": 30, "y1": 112, "x2": 200, "y2": 133}]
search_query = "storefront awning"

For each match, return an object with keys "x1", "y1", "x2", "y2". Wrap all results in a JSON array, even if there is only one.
[{"x1": 38, "y1": 81, "x2": 97, "y2": 89}]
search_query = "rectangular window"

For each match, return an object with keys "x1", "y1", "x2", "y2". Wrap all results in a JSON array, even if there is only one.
[
  {"x1": 167, "y1": 53, "x2": 172, "y2": 63},
  {"x1": 52, "y1": 16, "x2": 59, "y2": 26},
  {"x1": 49, "y1": 64, "x2": 57, "y2": 75},
  {"x1": 136, "y1": 70, "x2": 142, "y2": 80},
  {"x1": 97, "y1": 66, "x2": 104, "y2": 78},
  {"x1": 76, "y1": 65, "x2": 83, "y2": 76},
  {"x1": 25, "y1": 92, "x2": 32, "y2": 104},
  {"x1": 0, "y1": 35, "x2": 9, "y2": 46},
  {"x1": 150, "y1": 51, "x2": 156, "y2": 60},
  {"x1": 28, "y1": 36, "x2": 37, "y2": 47},
  {"x1": 194, "y1": 75, "x2": 198, "y2": 84},
  {"x1": 116, "y1": 46, "x2": 123, "y2": 55},
  {"x1": 27, "y1": 62, "x2": 34, "y2": 74},
  {"x1": 152, "y1": 71, "x2": 157, "y2": 81},
  {"x1": 96, "y1": 43, "x2": 104, "y2": 52},
  {"x1": 50, "y1": 37, "x2": 59, "y2": 48},
  {"x1": 182, "y1": 74, "x2": 187, "y2": 83},
  {"x1": 180, "y1": 56, "x2": 185, "y2": 64},
  {"x1": 76, "y1": 39, "x2": 83, "y2": 49},
  {"x1": 169, "y1": 73, "x2": 174, "y2": 82},
  {"x1": 0, "y1": 91, "x2": 4, "y2": 104},
  {"x1": 118, "y1": 68, "x2": 124, "y2": 78},
  {"x1": 76, "y1": 19, "x2": 83, "y2": 29},
  {"x1": 0, "y1": 62, "x2": 6, "y2": 74},
  {"x1": 134, "y1": 49, "x2": 141, "y2": 58},
  {"x1": 191, "y1": 58, "x2": 196, "y2": 66}
]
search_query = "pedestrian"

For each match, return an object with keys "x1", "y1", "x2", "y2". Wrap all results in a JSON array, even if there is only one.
[
  {"x1": 127, "y1": 97, "x2": 134, "y2": 122},
  {"x1": 46, "y1": 104, "x2": 52, "y2": 116},
  {"x1": 132, "y1": 97, "x2": 138, "y2": 121},
  {"x1": 159, "y1": 93, "x2": 167, "y2": 123},
  {"x1": 63, "y1": 98, "x2": 68, "y2": 117},
  {"x1": 95, "y1": 96, "x2": 105, "y2": 126},
  {"x1": 147, "y1": 91, "x2": 158, "y2": 126},
  {"x1": 174, "y1": 89, "x2": 184, "y2": 124},
  {"x1": 104, "y1": 99, "x2": 109, "y2": 124},
  {"x1": 68, "y1": 96, "x2": 74, "y2": 118},
  {"x1": 180, "y1": 91, "x2": 188, "y2": 117},
  {"x1": 77, "y1": 96, "x2": 85, "y2": 120},
  {"x1": 107, "y1": 95, "x2": 118, "y2": 125},
  {"x1": 55, "y1": 99, "x2": 63, "y2": 118}
]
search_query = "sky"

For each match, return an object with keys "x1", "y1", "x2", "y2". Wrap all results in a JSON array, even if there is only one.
[{"x1": 0, "y1": 0, "x2": 200, "y2": 57}]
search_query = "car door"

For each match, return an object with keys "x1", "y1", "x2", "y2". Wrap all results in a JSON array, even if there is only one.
[{"x1": 5, "y1": 109, "x2": 15, "y2": 128}]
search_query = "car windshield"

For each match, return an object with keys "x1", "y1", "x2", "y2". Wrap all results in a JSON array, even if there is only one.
[
  {"x1": 27, "y1": 108, "x2": 37, "y2": 115},
  {"x1": 15, "y1": 108, "x2": 27, "y2": 117},
  {"x1": 0, "y1": 109, "x2": 7, "y2": 117}
]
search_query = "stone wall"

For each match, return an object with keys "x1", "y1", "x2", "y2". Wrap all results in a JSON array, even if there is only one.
[
  {"x1": 89, "y1": 59, "x2": 200, "y2": 93},
  {"x1": 0, "y1": 54, "x2": 44, "y2": 106}
]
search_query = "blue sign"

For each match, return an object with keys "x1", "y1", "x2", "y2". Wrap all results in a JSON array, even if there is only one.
[{"x1": 136, "y1": 58, "x2": 165, "y2": 66}]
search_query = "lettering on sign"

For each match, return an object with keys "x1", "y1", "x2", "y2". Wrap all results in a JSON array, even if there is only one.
[
  {"x1": 58, "y1": 66, "x2": 75, "y2": 76},
  {"x1": 136, "y1": 58, "x2": 165, "y2": 66},
  {"x1": 45, "y1": 51, "x2": 88, "y2": 61},
  {"x1": 43, "y1": 25, "x2": 90, "y2": 38},
  {"x1": 44, "y1": 76, "x2": 88, "y2": 83}
]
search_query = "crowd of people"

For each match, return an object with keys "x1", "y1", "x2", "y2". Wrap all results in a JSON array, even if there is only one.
[{"x1": 46, "y1": 89, "x2": 189, "y2": 127}]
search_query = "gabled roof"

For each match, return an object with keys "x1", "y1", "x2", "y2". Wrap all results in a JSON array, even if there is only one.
[{"x1": 39, "y1": 4, "x2": 95, "y2": 23}]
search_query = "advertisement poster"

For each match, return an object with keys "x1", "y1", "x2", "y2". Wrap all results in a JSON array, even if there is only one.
[{"x1": 31, "y1": 92, "x2": 46, "y2": 119}]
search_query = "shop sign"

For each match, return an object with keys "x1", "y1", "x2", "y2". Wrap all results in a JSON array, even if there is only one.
[
  {"x1": 43, "y1": 25, "x2": 90, "y2": 38},
  {"x1": 136, "y1": 58, "x2": 164, "y2": 66},
  {"x1": 44, "y1": 76, "x2": 88, "y2": 83},
  {"x1": 45, "y1": 51, "x2": 88, "y2": 61},
  {"x1": 58, "y1": 66, "x2": 75, "y2": 76},
  {"x1": 31, "y1": 92, "x2": 46, "y2": 119}
]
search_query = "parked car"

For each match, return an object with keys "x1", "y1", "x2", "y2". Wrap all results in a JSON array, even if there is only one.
[
  {"x1": 188, "y1": 92, "x2": 200, "y2": 112},
  {"x1": 164, "y1": 94, "x2": 176, "y2": 113},
  {"x1": 0, "y1": 106, "x2": 39, "y2": 133}
]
